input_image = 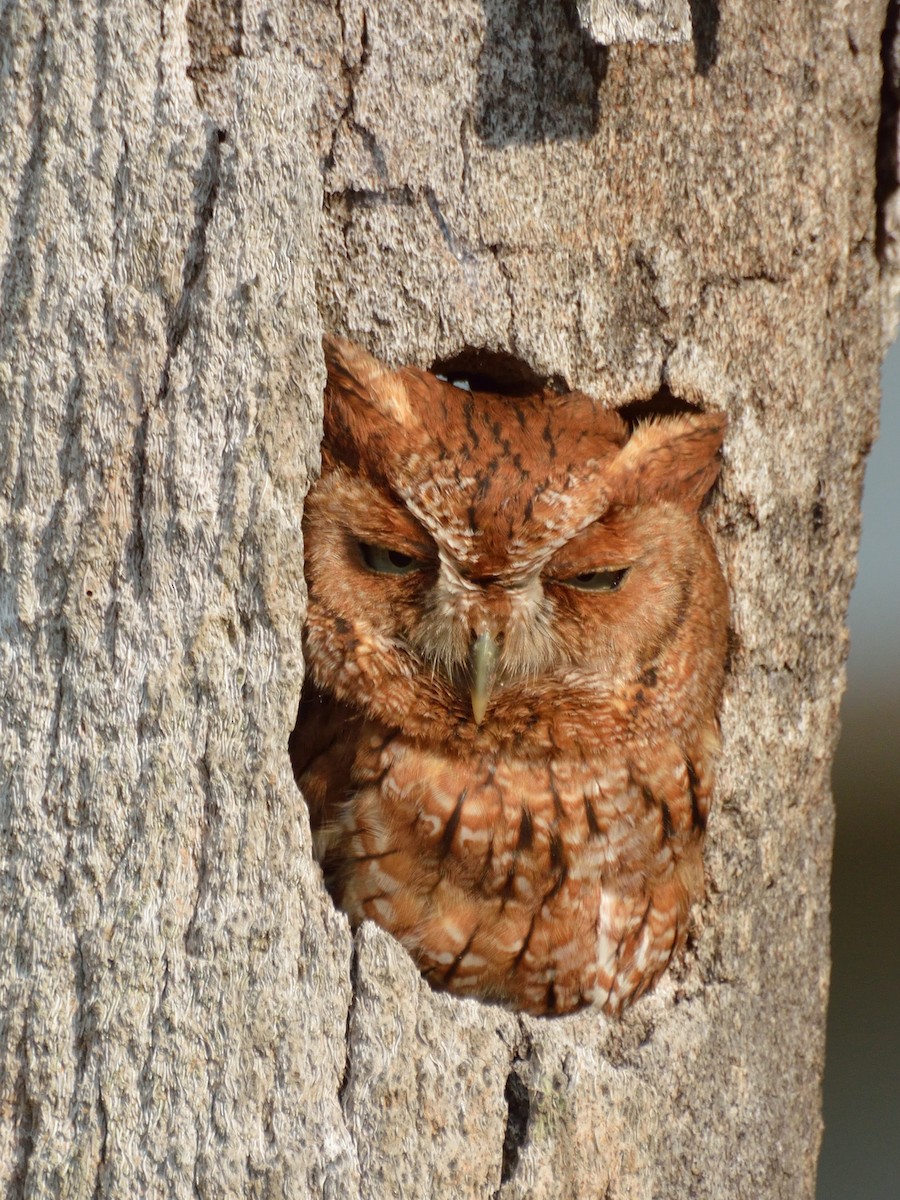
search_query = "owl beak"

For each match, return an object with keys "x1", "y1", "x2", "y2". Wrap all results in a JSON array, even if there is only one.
[{"x1": 469, "y1": 630, "x2": 501, "y2": 725}]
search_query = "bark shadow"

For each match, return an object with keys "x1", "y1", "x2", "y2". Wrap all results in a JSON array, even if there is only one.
[
  {"x1": 688, "y1": 0, "x2": 720, "y2": 76},
  {"x1": 475, "y1": 0, "x2": 607, "y2": 146}
]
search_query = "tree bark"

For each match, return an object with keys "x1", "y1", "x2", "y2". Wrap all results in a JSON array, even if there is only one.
[{"x1": 0, "y1": 2, "x2": 891, "y2": 1197}]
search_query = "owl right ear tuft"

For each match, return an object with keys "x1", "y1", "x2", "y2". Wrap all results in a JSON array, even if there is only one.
[
  {"x1": 323, "y1": 335, "x2": 418, "y2": 431},
  {"x1": 608, "y1": 411, "x2": 726, "y2": 511}
]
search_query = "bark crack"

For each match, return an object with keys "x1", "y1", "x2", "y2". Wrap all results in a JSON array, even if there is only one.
[
  {"x1": 0, "y1": 18, "x2": 48, "y2": 346},
  {"x1": 184, "y1": 731, "x2": 214, "y2": 954},
  {"x1": 324, "y1": 5, "x2": 372, "y2": 176},
  {"x1": 494, "y1": 1025, "x2": 534, "y2": 1195},
  {"x1": 9, "y1": 1011, "x2": 36, "y2": 1198},
  {"x1": 493, "y1": 250, "x2": 517, "y2": 345},
  {"x1": 133, "y1": 123, "x2": 226, "y2": 586},
  {"x1": 92, "y1": 1082, "x2": 109, "y2": 1200},
  {"x1": 159, "y1": 124, "x2": 226, "y2": 404},
  {"x1": 138, "y1": 953, "x2": 172, "y2": 1119},
  {"x1": 336, "y1": 938, "x2": 363, "y2": 1177},
  {"x1": 338, "y1": 936, "x2": 359, "y2": 1111}
]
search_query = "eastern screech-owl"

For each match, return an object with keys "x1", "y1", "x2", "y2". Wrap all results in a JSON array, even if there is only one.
[{"x1": 290, "y1": 335, "x2": 728, "y2": 1017}]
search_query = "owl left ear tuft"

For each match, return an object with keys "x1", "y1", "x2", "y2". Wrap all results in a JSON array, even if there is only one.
[
  {"x1": 608, "y1": 411, "x2": 726, "y2": 510},
  {"x1": 323, "y1": 335, "x2": 419, "y2": 430}
]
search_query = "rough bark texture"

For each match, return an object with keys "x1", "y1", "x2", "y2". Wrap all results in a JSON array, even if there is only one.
[
  {"x1": 0, "y1": 1, "x2": 893, "y2": 1198},
  {"x1": 575, "y1": 1, "x2": 692, "y2": 45}
]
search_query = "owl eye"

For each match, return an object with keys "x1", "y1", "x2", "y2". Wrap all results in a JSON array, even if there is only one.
[
  {"x1": 562, "y1": 567, "x2": 630, "y2": 592},
  {"x1": 358, "y1": 542, "x2": 427, "y2": 575}
]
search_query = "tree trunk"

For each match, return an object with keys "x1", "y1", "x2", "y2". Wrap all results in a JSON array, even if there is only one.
[{"x1": 0, "y1": 2, "x2": 892, "y2": 1197}]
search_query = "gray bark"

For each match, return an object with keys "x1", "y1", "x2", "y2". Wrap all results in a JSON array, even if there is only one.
[
  {"x1": 0, "y1": 1, "x2": 891, "y2": 1197},
  {"x1": 575, "y1": 1, "x2": 692, "y2": 45}
]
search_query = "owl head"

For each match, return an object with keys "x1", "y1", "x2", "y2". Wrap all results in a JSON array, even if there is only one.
[{"x1": 302, "y1": 336, "x2": 727, "y2": 749}]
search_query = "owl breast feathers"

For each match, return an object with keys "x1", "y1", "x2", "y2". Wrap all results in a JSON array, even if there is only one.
[{"x1": 290, "y1": 335, "x2": 729, "y2": 1017}]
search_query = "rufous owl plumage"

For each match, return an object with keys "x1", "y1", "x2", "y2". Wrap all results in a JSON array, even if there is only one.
[{"x1": 290, "y1": 335, "x2": 728, "y2": 1017}]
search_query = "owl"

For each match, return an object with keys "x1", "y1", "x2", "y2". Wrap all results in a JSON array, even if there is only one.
[{"x1": 290, "y1": 335, "x2": 728, "y2": 1017}]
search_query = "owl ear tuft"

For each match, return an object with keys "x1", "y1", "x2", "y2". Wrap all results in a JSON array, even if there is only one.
[
  {"x1": 323, "y1": 335, "x2": 418, "y2": 430},
  {"x1": 608, "y1": 411, "x2": 726, "y2": 510}
]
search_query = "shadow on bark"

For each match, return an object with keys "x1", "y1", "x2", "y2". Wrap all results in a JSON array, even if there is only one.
[{"x1": 475, "y1": 0, "x2": 607, "y2": 145}]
